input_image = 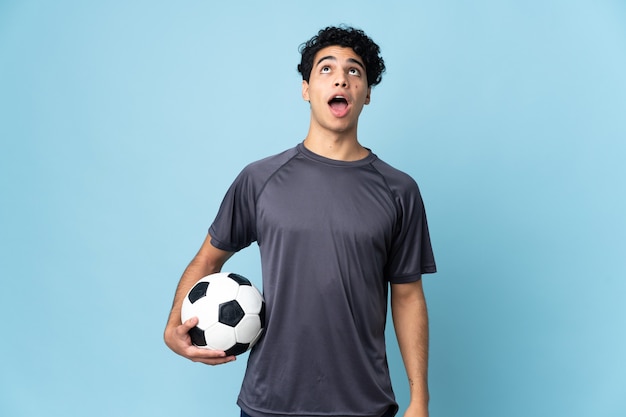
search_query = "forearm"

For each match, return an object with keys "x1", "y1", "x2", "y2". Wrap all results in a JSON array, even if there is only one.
[
  {"x1": 165, "y1": 234, "x2": 233, "y2": 331},
  {"x1": 391, "y1": 280, "x2": 430, "y2": 413}
]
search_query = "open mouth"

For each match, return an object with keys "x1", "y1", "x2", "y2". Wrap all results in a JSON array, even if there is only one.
[{"x1": 328, "y1": 96, "x2": 349, "y2": 114}]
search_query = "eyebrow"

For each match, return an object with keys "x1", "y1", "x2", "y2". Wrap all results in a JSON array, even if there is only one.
[{"x1": 315, "y1": 55, "x2": 365, "y2": 70}]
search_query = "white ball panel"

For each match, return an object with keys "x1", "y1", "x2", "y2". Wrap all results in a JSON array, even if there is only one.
[
  {"x1": 235, "y1": 315, "x2": 262, "y2": 343},
  {"x1": 180, "y1": 297, "x2": 205, "y2": 324},
  {"x1": 204, "y1": 323, "x2": 237, "y2": 351},
  {"x1": 236, "y1": 286, "x2": 263, "y2": 314},
  {"x1": 188, "y1": 296, "x2": 220, "y2": 330},
  {"x1": 209, "y1": 273, "x2": 240, "y2": 301}
]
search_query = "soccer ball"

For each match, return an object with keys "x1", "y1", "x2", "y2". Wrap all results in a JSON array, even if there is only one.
[{"x1": 181, "y1": 272, "x2": 265, "y2": 356}]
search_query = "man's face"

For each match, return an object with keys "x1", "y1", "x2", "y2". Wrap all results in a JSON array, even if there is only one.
[{"x1": 302, "y1": 46, "x2": 371, "y2": 135}]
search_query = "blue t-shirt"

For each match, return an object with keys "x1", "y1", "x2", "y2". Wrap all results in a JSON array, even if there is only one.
[{"x1": 210, "y1": 143, "x2": 436, "y2": 417}]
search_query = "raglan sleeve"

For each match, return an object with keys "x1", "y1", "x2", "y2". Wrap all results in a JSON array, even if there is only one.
[
  {"x1": 208, "y1": 167, "x2": 258, "y2": 253},
  {"x1": 385, "y1": 177, "x2": 437, "y2": 283}
]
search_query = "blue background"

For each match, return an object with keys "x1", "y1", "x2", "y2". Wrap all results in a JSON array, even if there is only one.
[{"x1": 1, "y1": 1, "x2": 625, "y2": 416}]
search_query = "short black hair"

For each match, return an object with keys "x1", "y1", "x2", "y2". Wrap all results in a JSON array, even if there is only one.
[{"x1": 297, "y1": 26, "x2": 386, "y2": 87}]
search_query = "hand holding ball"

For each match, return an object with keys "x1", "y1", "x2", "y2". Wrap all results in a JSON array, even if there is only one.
[{"x1": 181, "y1": 272, "x2": 265, "y2": 356}]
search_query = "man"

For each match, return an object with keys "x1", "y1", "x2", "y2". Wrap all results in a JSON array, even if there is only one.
[{"x1": 164, "y1": 26, "x2": 436, "y2": 417}]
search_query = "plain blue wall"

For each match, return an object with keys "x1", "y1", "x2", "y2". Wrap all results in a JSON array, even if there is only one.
[{"x1": 1, "y1": 1, "x2": 624, "y2": 416}]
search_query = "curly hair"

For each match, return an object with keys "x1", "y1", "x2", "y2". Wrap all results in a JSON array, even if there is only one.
[{"x1": 297, "y1": 26, "x2": 386, "y2": 87}]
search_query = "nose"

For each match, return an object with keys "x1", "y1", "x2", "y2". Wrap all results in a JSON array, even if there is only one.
[{"x1": 334, "y1": 73, "x2": 348, "y2": 88}]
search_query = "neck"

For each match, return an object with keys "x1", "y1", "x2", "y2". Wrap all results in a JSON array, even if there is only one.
[{"x1": 303, "y1": 128, "x2": 368, "y2": 162}]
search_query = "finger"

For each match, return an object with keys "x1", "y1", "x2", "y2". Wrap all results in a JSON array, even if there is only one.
[
  {"x1": 196, "y1": 355, "x2": 237, "y2": 366},
  {"x1": 186, "y1": 345, "x2": 226, "y2": 359},
  {"x1": 178, "y1": 317, "x2": 199, "y2": 333},
  {"x1": 186, "y1": 346, "x2": 237, "y2": 365}
]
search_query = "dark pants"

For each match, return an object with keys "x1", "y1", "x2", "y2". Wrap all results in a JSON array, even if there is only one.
[{"x1": 241, "y1": 407, "x2": 395, "y2": 417}]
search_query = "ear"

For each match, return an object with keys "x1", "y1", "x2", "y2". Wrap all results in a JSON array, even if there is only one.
[
  {"x1": 365, "y1": 87, "x2": 371, "y2": 105},
  {"x1": 302, "y1": 80, "x2": 310, "y2": 101}
]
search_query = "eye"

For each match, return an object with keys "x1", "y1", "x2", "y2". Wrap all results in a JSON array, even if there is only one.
[
  {"x1": 321, "y1": 66, "x2": 331, "y2": 73},
  {"x1": 349, "y1": 68, "x2": 361, "y2": 76}
]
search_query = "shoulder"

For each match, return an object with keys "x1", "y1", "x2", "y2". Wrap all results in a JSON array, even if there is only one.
[
  {"x1": 231, "y1": 146, "x2": 299, "y2": 194},
  {"x1": 241, "y1": 146, "x2": 299, "y2": 177},
  {"x1": 370, "y1": 156, "x2": 421, "y2": 196}
]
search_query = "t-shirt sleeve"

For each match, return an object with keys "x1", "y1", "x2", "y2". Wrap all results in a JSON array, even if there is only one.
[
  {"x1": 385, "y1": 178, "x2": 437, "y2": 283},
  {"x1": 209, "y1": 168, "x2": 257, "y2": 253}
]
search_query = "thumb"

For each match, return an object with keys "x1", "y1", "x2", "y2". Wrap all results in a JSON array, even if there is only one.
[{"x1": 180, "y1": 316, "x2": 199, "y2": 332}]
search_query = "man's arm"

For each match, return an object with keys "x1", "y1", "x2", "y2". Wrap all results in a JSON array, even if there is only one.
[
  {"x1": 391, "y1": 279, "x2": 430, "y2": 417},
  {"x1": 163, "y1": 233, "x2": 235, "y2": 365}
]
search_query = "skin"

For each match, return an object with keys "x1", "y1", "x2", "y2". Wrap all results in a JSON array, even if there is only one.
[
  {"x1": 301, "y1": 46, "x2": 371, "y2": 161},
  {"x1": 164, "y1": 45, "x2": 430, "y2": 417},
  {"x1": 392, "y1": 280, "x2": 430, "y2": 417}
]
